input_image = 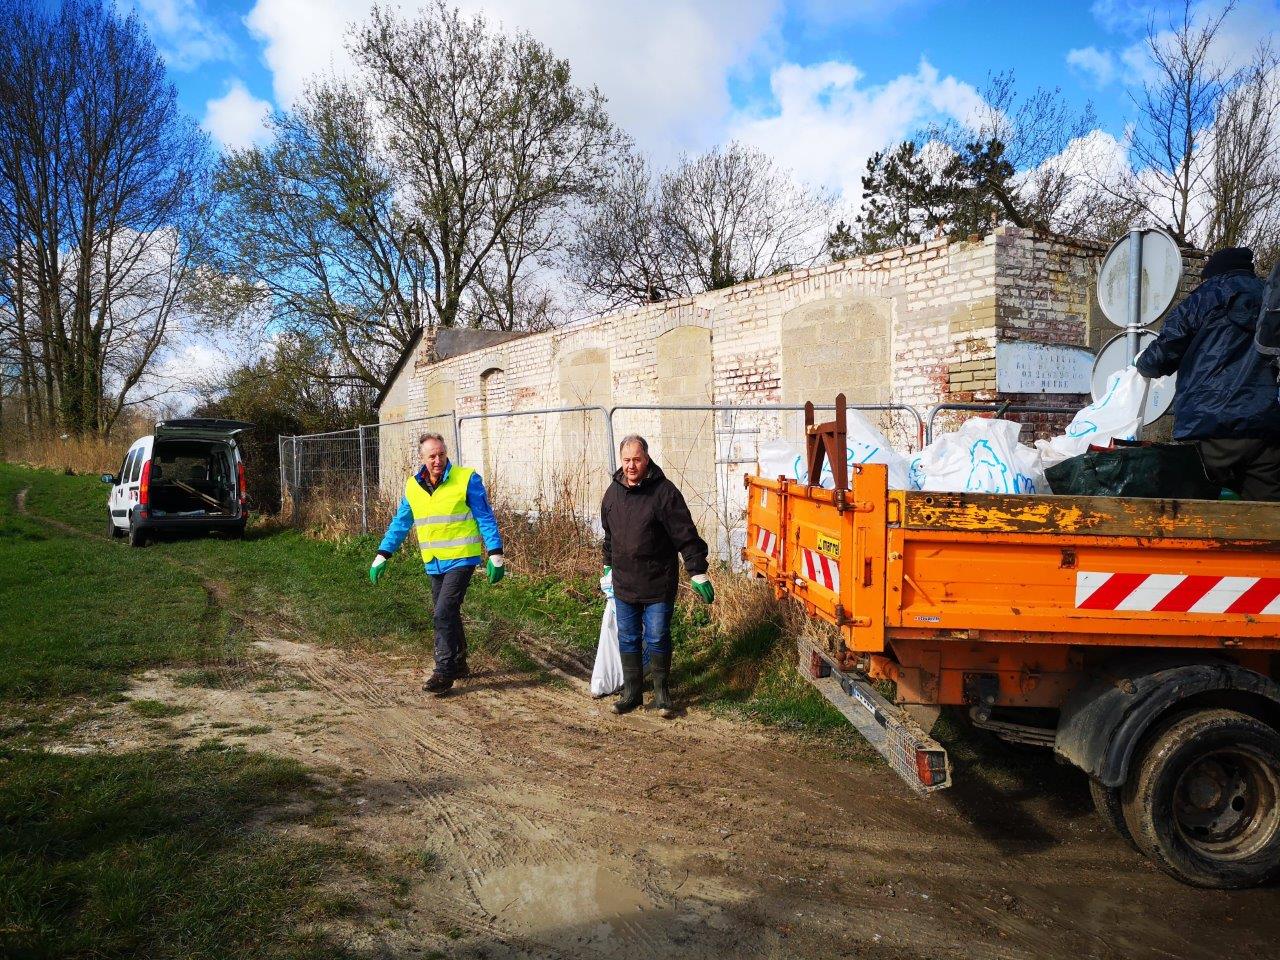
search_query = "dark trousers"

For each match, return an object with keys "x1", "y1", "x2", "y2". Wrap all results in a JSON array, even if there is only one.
[
  {"x1": 1197, "y1": 438, "x2": 1280, "y2": 501},
  {"x1": 429, "y1": 565, "x2": 474, "y2": 677}
]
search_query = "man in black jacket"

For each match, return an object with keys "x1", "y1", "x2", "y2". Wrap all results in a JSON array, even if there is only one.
[
  {"x1": 1136, "y1": 246, "x2": 1280, "y2": 500},
  {"x1": 602, "y1": 435, "x2": 712, "y2": 718}
]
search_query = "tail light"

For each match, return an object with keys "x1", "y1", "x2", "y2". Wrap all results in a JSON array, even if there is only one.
[
  {"x1": 237, "y1": 461, "x2": 246, "y2": 508},
  {"x1": 915, "y1": 748, "x2": 949, "y2": 788},
  {"x1": 139, "y1": 460, "x2": 152, "y2": 506}
]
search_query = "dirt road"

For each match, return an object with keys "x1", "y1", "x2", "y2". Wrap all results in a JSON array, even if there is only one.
[{"x1": 76, "y1": 623, "x2": 1274, "y2": 960}]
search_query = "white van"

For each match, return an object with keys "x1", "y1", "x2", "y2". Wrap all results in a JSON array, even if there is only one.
[{"x1": 102, "y1": 419, "x2": 253, "y2": 547}]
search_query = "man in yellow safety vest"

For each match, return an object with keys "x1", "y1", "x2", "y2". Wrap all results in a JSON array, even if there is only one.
[{"x1": 369, "y1": 431, "x2": 505, "y2": 695}]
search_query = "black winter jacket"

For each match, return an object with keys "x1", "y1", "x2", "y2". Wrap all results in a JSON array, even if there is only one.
[
  {"x1": 1135, "y1": 270, "x2": 1280, "y2": 441},
  {"x1": 601, "y1": 462, "x2": 709, "y2": 605}
]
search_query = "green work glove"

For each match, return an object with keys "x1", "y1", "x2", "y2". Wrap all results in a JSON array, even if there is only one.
[
  {"x1": 691, "y1": 573, "x2": 714, "y2": 604},
  {"x1": 486, "y1": 554, "x2": 505, "y2": 585},
  {"x1": 369, "y1": 554, "x2": 388, "y2": 584}
]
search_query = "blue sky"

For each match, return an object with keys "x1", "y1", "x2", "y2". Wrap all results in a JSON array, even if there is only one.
[{"x1": 132, "y1": 0, "x2": 1278, "y2": 199}]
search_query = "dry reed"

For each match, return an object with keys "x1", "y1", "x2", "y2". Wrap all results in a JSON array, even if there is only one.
[{"x1": 1, "y1": 430, "x2": 132, "y2": 476}]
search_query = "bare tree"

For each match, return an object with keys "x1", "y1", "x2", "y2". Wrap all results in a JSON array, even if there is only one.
[
  {"x1": 1129, "y1": 0, "x2": 1238, "y2": 244},
  {"x1": 0, "y1": 0, "x2": 209, "y2": 434},
  {"x1": 354, "y1": 1, "x2": 618, "y2": 330},
  {"x1": 1204, "y1": 45, "x2": 1280, "y2": 267},
  {"x1": 212, "y1": 77, "x2": 427, "y2": 392},
  {"x1": 660, "y1": 141, "x2": 834, "y2": 291},
  {"x1": 562, "y1": 146, "x2": 688, "y2": 308}
]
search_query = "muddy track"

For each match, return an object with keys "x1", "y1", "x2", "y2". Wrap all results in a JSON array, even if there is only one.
[
  {"x1": 116, "y1": 629, "x2": 1280, "y2": 960},
  {"x1": 20, "y1": 489, "x2": 1280, "y2": 958}
]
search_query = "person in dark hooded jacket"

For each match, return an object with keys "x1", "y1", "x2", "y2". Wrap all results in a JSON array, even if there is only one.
[
  {"x1": 601, "y1": 434, "x2": 711, "y2": 718},
  {"x1": 1136, "y1": 246, "x2": 1280, "y2": 501}
]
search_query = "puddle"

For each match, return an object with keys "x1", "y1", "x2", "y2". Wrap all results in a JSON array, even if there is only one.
[{"x1": 476, "y1": 859, "x2": 652, "y2": 937}]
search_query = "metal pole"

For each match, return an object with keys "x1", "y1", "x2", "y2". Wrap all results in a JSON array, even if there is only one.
[
  {"x1": 1126, "y1": 228, "x2": 1144, "y2": 365},
  {"x1": 357, "y1": 424, "x2": 368, "y2": 535},
  {"x1": 456, "y1": 405, "x2": 611, "y2": 467}
]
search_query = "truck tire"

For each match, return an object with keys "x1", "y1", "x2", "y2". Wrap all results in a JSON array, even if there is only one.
[
  {"x1": 1121, "y1": 708, "x2": 1280, "y2": 888},
  {"x1": 1089, "y1": 778, "x2": 1135, "y2": 847},
  {"x1": 107, "y1": 513, "x2": 124, "y2": 540},
  {"x1": 128, "y1": 519, "x2": 147, "y2": 548}
]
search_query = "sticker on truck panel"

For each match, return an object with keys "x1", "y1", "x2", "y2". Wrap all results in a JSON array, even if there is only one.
[
  {"x1": 801, "y1": 547, "x2": 841, "y2": 593},
  {"x1": 816, "y1": 533, "x2": 840, "y2": 560},
  {"x1": 1076, "y1": 571, "x2": 1280, "y2": 614},
  {"x1": 754, "y1": 527, "x2": 778, "y2": 558}
]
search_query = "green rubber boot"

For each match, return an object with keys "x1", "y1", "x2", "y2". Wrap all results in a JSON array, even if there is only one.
[{"x1": 612, "y1": 653, "x2": 643, "y2": 715}]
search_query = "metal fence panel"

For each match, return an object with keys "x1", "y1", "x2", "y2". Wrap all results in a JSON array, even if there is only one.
[{"x1": 279, "y1": 401, "x2": 926, "y2": 560}]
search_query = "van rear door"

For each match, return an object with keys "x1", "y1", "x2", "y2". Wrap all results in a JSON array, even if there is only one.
[{"x1": 153, "y1": 419, "x2": 253, "y2": 443}]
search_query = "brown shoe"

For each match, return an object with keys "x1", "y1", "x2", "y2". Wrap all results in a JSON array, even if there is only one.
[{"x1": 421, "y1": 673, "x2": 453, "y2": 696}]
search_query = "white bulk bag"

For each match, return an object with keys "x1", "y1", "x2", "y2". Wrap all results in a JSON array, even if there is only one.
[
  {"x1": 1036, "y1": 367, "x2": 1146, "y2": 468},
  {"x1": 756, "y1": 409, "x2": 911, "y2": 489},
  {"x1": 909, "y1": 418, "x2": 1047, "y2": 494}
]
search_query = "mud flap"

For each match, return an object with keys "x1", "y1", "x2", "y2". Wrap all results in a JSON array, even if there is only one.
[{"x1": 797, "y1": 640, "x2": 951, "y2": 795}]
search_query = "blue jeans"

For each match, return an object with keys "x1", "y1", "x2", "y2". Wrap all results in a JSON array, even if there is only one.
[{"x1": 615, "y1": 598, "x2": 673, "y2": 659}]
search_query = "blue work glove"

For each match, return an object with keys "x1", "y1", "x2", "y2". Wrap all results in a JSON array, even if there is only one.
[
  {"x1": 369, "y1": 553, "x2": 388, "y2": 584},
  {"x1": 691, "y1": 573, "x2": 714, "y2": 604},
  {"x1": 486, "y1": 554, "x2": 505, "y2": 584}
]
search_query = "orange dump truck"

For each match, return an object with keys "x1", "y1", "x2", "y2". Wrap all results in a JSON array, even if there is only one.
[{"x1": 744, "y1": 396, "x2": 1280, "y2": 888}]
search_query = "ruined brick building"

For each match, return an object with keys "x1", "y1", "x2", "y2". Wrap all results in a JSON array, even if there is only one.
[{"x1": 375, "y1": 226, "x2": 1197, "y2": 557}]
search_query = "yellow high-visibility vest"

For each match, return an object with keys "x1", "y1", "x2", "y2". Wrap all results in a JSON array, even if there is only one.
[{"x1": 404, "y1": 466, "x2": 483, "y2": 564}]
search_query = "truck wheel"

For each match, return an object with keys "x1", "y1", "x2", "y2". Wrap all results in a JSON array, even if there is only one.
[
  {"x1": 1121, "y1": 708, "x2": 1280, "y2": 888},
  {"x1": 107, "y1": 513, "x2": 123, "y2": 540},
  {"x1": 128, "y1": 519, "x2": 147, "y2": 548},
  {"x1": 1089, "y1": 778, "x2": 1135, "y2": 847}
]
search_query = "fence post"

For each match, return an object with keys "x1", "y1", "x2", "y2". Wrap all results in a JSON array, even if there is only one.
[
  {"x1": 277, "y1": 434, "x2": 287, "y2": 514},
  {"x1": 357, "y1": 423, "x2": 368, "y2": 535},
  {"x1": 292, "y1": 436, "x2": 301, "y2": 523}
]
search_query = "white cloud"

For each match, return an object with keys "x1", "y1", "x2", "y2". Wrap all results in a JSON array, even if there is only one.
[
  {"x1": 132, "y1": 0, "x2": 234, "y2": 70},
  {"x1": 202, "y1": 80, "x2": 273, "y2": 150},
  {"x1": 728, "y1": 58, "x2": 987, "y2": 201},
  {"x1": 1089, "y1": 0, "x2": 1280, "y2": 87},
  {"x1": 243, "y1": 0, "x2": 780, "y2": 158},
  {"x1": 1067, "y1": 46, "x2": 1117, "y2": 87}
]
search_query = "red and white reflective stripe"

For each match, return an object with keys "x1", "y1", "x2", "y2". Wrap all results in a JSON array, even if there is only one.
[
  {"x1": 801, "y1": 547, "x2": 840, "y2": 593},
  {"x1": 754, "y1": 527, "x2": 777, "y2": 557},
  {"x1": 1075, "y1": 571, "x2": 1280, "y2": 615}
]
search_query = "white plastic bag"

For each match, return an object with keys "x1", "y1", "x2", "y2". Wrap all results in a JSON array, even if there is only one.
[
  {"x1": 590, "y1": 598, "x2": 622, "y2": 698},
  {"x1": 1035, "y1": 367, "x2": 1146, "y2": 467},
  {"x1": 756, "y1": 410, "x2": 911, "y2": 489},
  {"x1": 909, "y1": 418, "x2": 1046, "y2": 494}
]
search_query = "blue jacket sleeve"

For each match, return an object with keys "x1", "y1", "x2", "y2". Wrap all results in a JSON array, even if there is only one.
[
  {"x1": 467, "y1": 472, "x2": 503, "y2": 553},
  {"x1": 1135, "y1": 286, "x2": 1210, "y2": 379},
  {"x1": 378, "y1": 495, "x2": 414, "y2": 555}
]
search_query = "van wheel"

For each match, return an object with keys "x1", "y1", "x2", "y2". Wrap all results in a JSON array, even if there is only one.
[
  {"x1": 1089, "y1": 778, "x2": 1135, "y2": 848},
  {"x1": 128, "y1": 520, "x2": 148, "y2": 548},
  {"x1": 1121, "y1": 708, "x2": 1280, "y2": 888},
  {"x1": 107, "y1": 513, "x2": 124, "y2": 540}
]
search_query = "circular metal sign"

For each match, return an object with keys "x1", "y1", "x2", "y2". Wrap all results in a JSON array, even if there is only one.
[
  {"x1": 1091, "y1": 330, "x2": 1176, "y2": 425},
  {"x1": 1097, "y1": 228, "x2": 1184, "y2": 328}
]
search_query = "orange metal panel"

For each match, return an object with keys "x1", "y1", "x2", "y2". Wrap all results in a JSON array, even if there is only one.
[{"x1": 897, "y1": 529, "x2": 1280, "y2": 640}]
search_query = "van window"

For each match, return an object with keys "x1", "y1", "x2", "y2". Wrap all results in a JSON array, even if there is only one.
[
  {"x1": 128, "y1": 448, "x2": 144, "y2": 483},
  {"x1": 119, "y1": 450, "x2": 135, "y2": 483}
]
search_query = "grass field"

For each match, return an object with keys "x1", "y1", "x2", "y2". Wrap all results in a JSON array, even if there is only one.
[{"x1": 1, "y1": 460, "x2": 869, "y2": 956}]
